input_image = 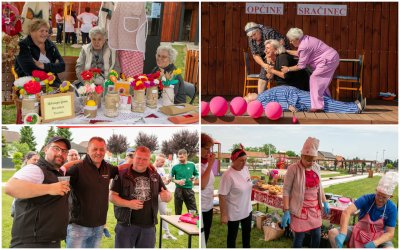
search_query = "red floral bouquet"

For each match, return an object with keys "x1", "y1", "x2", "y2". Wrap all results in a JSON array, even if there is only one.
[
  {"x1": 81, "y1": 70, "x2": 94, "y2": 81},
  {"x1": 23, "y1": 80, "x2": 41, "y2": 95}
]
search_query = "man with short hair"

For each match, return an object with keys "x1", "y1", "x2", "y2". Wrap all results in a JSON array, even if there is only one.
[
  {"x1": 5, "y1": 137, "x2": 71, "y2": 248},
  {"x1": 67, "y1": 149, "x2": 80, "y2": 162},
  {"x1": 77, "y1": 7, "x2": 98, "y2": 44},
  {"x1": 154, "y1": 153, "x2": 177, "y2": 240},
  {"x1": 171, "y1": 149, "x2": 199, "y2": 218},
  {"x1": 110, "y1": 146, "x2": 172, "y2": 248},
  {"x1": 66, "y1": 137, "x2": 119, "y2": 248}
]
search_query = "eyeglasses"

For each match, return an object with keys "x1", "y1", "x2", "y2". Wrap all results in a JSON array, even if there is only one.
[
  {"x1": 376, "y1": 192, "x2": 391, "y2": 201},
  {"x1": 51, "y1": 146, "x2": 69, "y2": 154}
]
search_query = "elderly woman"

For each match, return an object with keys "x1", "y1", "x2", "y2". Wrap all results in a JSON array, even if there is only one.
[
  {"x1": 22, "y1": 151, "x2": 40, "y2": 166},
  {"x1": 245, "y1": 22, "x2": 290, "y2": 94},
  {"x1": 282, "y1": 137, "x2": 330, "y2": 248},
  {"x1": 219, "y1": 146, "x2": 252, "y2": 248},
  {"x1": 201, "y1": 133, "x2": 216, "y2": 246},
  {"x1": 152, "y1": 45, "x2": 186, "y2": 104},
  {"x1": 282, "y1": 28, "x2": 340, "y2": 112},
  {"x1": 75, "y1": 26, "x2": 120, "y2": 85},
  {"x1": 264, "y1": 39, "x2": 310, "y2": 91},
  {"x1": 14, "y1": 19, "x2": 65, "y2": 87},
  {"x1": 246, "y1": 85, "x2": 366, "y2": 114}
]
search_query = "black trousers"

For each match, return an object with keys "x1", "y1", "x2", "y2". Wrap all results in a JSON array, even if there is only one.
[
  {"x1": 81, "y1": 32, "x2": 91, "y2": 44},
  {"x1": 174, "y1": 187, "x2": 197, "y2": 215},
  {"x1": 227, "y1": 212, "x2": 252, "y2": 248},
  {"x1": 202, "y1": 209, "x2": 213, "y2": 244},
  {"x1": 11, "y1": 241, "x2": 61, "y2": 248},
  {"x1": 56, "y1": 23, "x2": 63, "y2": 43}
]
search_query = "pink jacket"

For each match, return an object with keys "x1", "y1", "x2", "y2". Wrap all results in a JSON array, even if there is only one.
[{"x1": 283, "y1": 161, "x2": 324, "y2": 217}]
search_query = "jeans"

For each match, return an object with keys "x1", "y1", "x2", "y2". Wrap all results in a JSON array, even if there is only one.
[
  {"x1": 81, "y1": 32, "x2": 90, "y2": 44},
  {"x1": 114, "y1": 223, "x2": 156, "y2": 248},
  {"x1": 292, "y1": 227, "x2": 321, "y2": 248},
  {"x1": 56, "y1": 23, "x2": 63, "y2": 43},
  {"x1": 66, "y1": 223, "x2": 104, "y2": 248},
  {"x1": 202, "y1": 209, "x2": 213, "y2": 244},
  {"x1": 174, "y1": 187, "x2": 197, "y2": 215},
  {"x1": 227, "y1": 212, "x2": 252, "y2": 248},
  {"x1": 158, "y1": 196, "x2": 170, "y2": 234}
]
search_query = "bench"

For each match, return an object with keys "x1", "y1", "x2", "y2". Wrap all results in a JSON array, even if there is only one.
[{"x1": 59, "y1": 56, "x2": 78, "y2": 82}]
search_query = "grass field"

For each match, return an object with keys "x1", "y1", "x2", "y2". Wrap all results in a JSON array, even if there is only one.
[
  {"x1": 2, "y1": 169, "x2": 199, "y2": 248},
  {"x1": 207, "y1": 175, "x2": 398, "y2": 248}
]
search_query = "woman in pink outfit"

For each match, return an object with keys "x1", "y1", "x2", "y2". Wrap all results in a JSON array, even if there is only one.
[{"x1": 281, "y1": 28, "x2": 340, "y2": 111}]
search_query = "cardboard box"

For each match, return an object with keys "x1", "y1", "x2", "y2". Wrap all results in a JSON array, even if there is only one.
[
  {"x1": 263, "y1": 223, "x2": 285, "y2": 241},
  {"x1": 256, "y1": 215, "x2": 267, "y2": 230}
]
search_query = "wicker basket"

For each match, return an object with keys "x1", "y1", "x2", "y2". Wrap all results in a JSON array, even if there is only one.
[{"x1": 263, "y1": 224, "x2": 284, "y2": 241}]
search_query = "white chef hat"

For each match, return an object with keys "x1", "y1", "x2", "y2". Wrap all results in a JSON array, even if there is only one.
[
  {"x1": 377, "y1": 172, "x2": 398, "y2": 196},
  {"x1": 301, "y1": 137, "x2": 320, "y2": 157}
]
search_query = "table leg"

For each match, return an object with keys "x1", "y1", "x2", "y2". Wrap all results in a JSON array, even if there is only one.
[
  {"x1": 159, "y1": 218, "x2": 163, "y2": 248},
  {"x1": 188, "y1": 235, "x2": 192, "y2": 248}
]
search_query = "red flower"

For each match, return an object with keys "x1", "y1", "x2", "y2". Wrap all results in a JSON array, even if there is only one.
[
  {"x1": 152, "y1": 71, "x2": 161, "y2": 79},
  {"x1": 81, "y1": 70, "x2": 94, "y2": 81},
  {"x1": 95, "y1": 85, "x2": 104, "y2": 95},
  {"x1": 26, "y1": 116, "x2": 33, "y2": 123},
  {"x1": 133, "y1": 84, "x2": 146, "y2": 91},
  {"x1": 32, "y1": 70, "x2": 48, "y2": 81},
  {"x1": 23, "y1": 80, "x2": 41, "y2": 94},
  {"x1": 90, "y1": 68, "x2": 102, "y2": 74}
]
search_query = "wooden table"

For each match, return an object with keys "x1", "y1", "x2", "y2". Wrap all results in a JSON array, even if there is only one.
[{"x1": 159, "y1": 215, "x2": 199, "y2": 248}]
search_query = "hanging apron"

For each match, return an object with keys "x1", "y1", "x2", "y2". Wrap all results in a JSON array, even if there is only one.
[
  {"x1": 291, "y1": 170, "x2": 322, "y2": 233},
  {"x1": 348, "y1": 202, "x2": 386, "y2": 248}
]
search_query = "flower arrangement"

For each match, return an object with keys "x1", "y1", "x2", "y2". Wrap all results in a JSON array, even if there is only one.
[
  {"x1": 77, "y1": 83, "x2": 103, "y2": 97},
  {"x1": 32, "y1": 70, "x2": 56, "y2": 93},
  {"x1": 59, "y1": 81, "x2": 71, "y2": 93},
  {"x1": 130, "y1": 72, "x2": 161, "y2": 91},
  {"x1": 160, "y1": 68, "x2": 182, "y2": 87}
]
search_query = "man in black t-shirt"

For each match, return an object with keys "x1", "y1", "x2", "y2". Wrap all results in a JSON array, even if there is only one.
[{"x1": 110, "y1": 146, "x2": 172, "y2": 248}]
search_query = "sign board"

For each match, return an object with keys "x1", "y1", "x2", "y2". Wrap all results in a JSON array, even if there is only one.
[
  {"x1": 40, "y1": 92, "x2": 75, "y2": 123},
  {"x1": 297, "y1": 4, "x2": 347, "y2": 16},
  {"x1": 245, "y1": 3, "x2": 284, "y2": 15}
]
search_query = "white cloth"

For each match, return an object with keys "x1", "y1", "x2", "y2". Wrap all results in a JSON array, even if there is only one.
[
  {"x1": 65, "y1": 15, "x2": 75, "y2": 33},
  {"x1": 156, "y1": 167, "x2": 166, "y2": 176},
  {"x1": 56, "y1": 13, "x2": 63, "y2": 23},
  {"x1": 201, "y1": 162, "x2": 215, "y2": 212},
  {"x1": 77, "y1": 12, "x2": 98, "y2": 33},
  {"x1": 377, "y1": 172, "x2": 398, "y2": 195},
  {"x1": 39, "y1": 53, "x2": 51, "y2": 64},
  {"x1": 158, "y1": 196, "x2": 170, "y2": 233},
  {"x1": 301, "y1": 137, "x2": 320, "y2": 156},
  {"x1": 218, "y1": 166, "x2": 252, "y2": 221},
  {"x1": 13, "y1": 164, "x2": 44, "y2": 183}
]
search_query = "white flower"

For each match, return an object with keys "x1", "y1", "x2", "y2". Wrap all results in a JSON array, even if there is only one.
[
  {"x1": 153, "y1": 79, "x2": 160, "y2": 85},
  {"x1": 77, "y1": 86, "x2": 86, "y2": 95},
  {"x1": 90, "y1": 83, "x2": 96, "y2": 92},
  {"x1": 161, "y1": 76, "x2": 167, "y2": 81},
  {"x1": 13, "y1": 76, "x2": 34, "y2": 87}
]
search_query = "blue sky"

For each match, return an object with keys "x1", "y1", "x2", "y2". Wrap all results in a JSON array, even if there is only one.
[{"x1": 201, "y1": 125, "x2": 398, "y2": 161}]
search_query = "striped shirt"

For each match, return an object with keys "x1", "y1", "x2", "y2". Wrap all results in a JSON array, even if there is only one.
[
  {"x1": 257, "y1": 86, "x2": 359, "y2": 113},
  {"x1": 249, "y1": 25, "x2": 290, "y2": 60}
]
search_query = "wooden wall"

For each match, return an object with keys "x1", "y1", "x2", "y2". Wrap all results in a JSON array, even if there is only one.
[{"x1": 201, "y1": 2, "x2": 398, "y2": 98}]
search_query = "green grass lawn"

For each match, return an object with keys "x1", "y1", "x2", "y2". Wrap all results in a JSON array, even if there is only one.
[
  {"x1": 2, "y1": 171, "x2": 199, "y2": 249},
  {"x1": 208, "y1": 175, "x2": 398, "y2": 248}
]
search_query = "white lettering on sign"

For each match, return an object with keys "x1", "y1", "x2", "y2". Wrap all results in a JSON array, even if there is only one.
[
  {"x1": 297, "y1": 4, "x2": 347, "y2": 16},
  {"x1": 245, "y1": 3, "x2": 284, "y2": 15}
]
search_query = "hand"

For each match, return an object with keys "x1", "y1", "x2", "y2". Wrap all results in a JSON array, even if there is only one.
[
  {"x1": 281, "y1": 210, "x2": 291, "y2": 228},
  {"x1": 335, "y1": 233, "x2": 346, "y2": 248},
  {"x1": 176, "y1": 179, "x2": 185, "y2": 186},
  {"x1": 365, "y1": 242, "x2": 376, "y2": 248},
  {"x1": 281, "y1": 66, "x2": 289, "y2": 74},
  {"x1": 207, "y1": 152, "x2": 216, "y2": 167},
  {"x1": 33, "y1": 59, "x2": 44, "y2": 69},
  {"x1": 159, "y1": 187, "x2": 170, "y2": 202},
  {"x1": 128, "y1": 200, "x2": 144, "y2": 210},
  {"x1": 48, "y1": 181, "x2": 70, "y2": 196},
  {"x1": 288, "y1": 105, "x2": 297, "y2": 113},
  {"x1": 265, "y1": 64, "x2": 273, "y2": 73},
  {"x1": 220, "y1": 213, "x2": 228, "y2": 224},
  {"x1": 323, "y1": 201, "x2": 330, "y2": 215}
]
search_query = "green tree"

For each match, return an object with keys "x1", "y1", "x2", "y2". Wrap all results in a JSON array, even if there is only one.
[
  {"x1": 286, "y1": 150, "x2": 297, "y2": 157},
  {"x1": 107, "y1": 134, "x2": 129, "y2": 163},
  {"x1": 12, "y1": 152, "x2": 24, "y2": 170},
  {"x1": 10, "y1": 142, "x2": 31, "y2": 157},
  {"x1": 56, "y1": 128, "x2": 73, "y2": 141},
  {"x1": 44, "y1": 126, "x2": 57, "y2": 146},
  {"x1": 261, "y1": 144, "x2": 277, "y2": 155},
  {"x1": 386, "y1": 163, "x2": 394, "y2": 169},
  {"x1": 20, "y1": 126, "x2": 36, "y2": 151},
  {"x1": 2, "y1": 135, "x2": 9, "y2": 157}
]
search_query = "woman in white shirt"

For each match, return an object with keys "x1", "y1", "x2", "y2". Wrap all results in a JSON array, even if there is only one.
[
  {"x1": 218, "y1": 146, "x2": 253, "y2": 248},
  {"x1": 201, "y1": 133, "x2": 216, "y2": 246},
  {"x1": 64, "y1": 14, "x2": 75, "y2": 44}
]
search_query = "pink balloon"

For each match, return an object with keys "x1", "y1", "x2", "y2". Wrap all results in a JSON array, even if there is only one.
[
  {"x1": 265, "y1": 102, "x2": 283, "y2": 120},
  {"x1": 210, "y1": 96, "x2": 228, "y2": 116},
  {"x1": 229, "y1": 97, "x2": 247, "y2": 116},
  {"x1": 247, "y1": 100, "x2": 263, "y2": 118},
  {"x1": 201, "y1": 101, "x2": 210, "y2": 117}
]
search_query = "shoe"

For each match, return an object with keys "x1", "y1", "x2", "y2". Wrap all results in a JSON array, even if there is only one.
[
  {"x1": 178, "y1": 230, "x2": 184, "y2": 236},
  {"x1": 355, "y1": 98, "x2": 367, "y2": 113},
  {"x1": 163, "y1": 233, "x2": 177, "y2": 240}
]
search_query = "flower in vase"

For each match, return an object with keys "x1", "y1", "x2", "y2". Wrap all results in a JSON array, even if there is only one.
[
  {"x1": 23, "y1": 80, "x2": 41, "y2": 95},
  {"x1": 81, "y1": 70, "x2": 94, "y2": 81},
  {"x1": 19, "y1": 88, "x2": 26, "y2": 95},
  {"x1": 32, "y1": 70, "x2": 48, "y2": 81},
  {"x1": 173, "y1": 68, "x2": 182, "y2": 75},
  {"x1": 86, "y1": 99, "x2": 97, "y2": 106},
  {"x1": 14, "y1": 76, "x2": 35, "y2": 88},
  {"x1": 43, "y1": 73, "x2": 55, "y2": 85},
  {"x1": 77, "y1": 86, "x2": 86, "y2": 96},
  {"x1": 59, "y1": 81, "x2": 71, "y2": 93},
  {"x1": 95, "y1": 85, "x2": 104, "y2": 95}
]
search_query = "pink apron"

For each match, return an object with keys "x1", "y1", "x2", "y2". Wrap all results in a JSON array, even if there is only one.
[
  {"x1": 348, "y1": 202, "x2": 386, "y2": 248},
  {"x1": 291, "y1": 171, "x2": 322, "y2": 233}
]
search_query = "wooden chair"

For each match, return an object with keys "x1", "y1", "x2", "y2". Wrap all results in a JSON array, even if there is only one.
[
  {"x1": 335, "y1": 54, "x2": 364, "y2": 100},
  {"x1": 58, "y1": 56, "x2": 79, "y2": 82},
  {"x1": 243, "y1": 51, "x2": 259, "y2": 97}
]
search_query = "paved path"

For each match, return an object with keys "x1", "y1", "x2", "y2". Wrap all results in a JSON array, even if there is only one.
[{"x1": 321, "y1": 173, "x2": 382, "y2": 188}]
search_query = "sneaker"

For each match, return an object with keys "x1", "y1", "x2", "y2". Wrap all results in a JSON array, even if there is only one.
[
  {"x1": 163, "y1": 233, "x2": 177, "y2": 240},
  {"x1": 178, "y1": 230, "x2": 184, "y2": 236},
  {"x1": 355, "y1": 98, "x2": 367, "y2": 113}
]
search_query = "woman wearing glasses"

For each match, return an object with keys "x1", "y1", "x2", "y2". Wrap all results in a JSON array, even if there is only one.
[
  {"x1": 281, "y1": 28, "x2": 340, "y2": 112},
  {"x1": 282, "y1": 137, "x2": 330, "y2": 248}
]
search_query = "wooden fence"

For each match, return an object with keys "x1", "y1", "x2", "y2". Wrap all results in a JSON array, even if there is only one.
[
  {"x1": 184, "y1": 50, "x2": 200, "y2": 86},
  {"x1": 201, "y1": 2, "x2": 398, "y2": 98}
]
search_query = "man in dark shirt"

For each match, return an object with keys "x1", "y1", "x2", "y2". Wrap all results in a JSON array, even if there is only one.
[
  {"x1": 110, "y1": 146, "x2": 172, "y2": 248},
  {"x1": 66, "y1": 137, "x2": 118, "y2": 248}
]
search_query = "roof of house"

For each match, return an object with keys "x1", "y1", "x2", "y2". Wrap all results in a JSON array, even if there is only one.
[
  {"x1": 220, "y1": 151, "x2": 267, "y2": 159},
  {"x1": 318, "y1": 151, "x2": 336, "y2": 159},
  {"x1": 2, "y1": 130, "x2": 20, "y2": 143},
  {"x1": 71, "y1": 142, "x2": 87, "y2": 154}
]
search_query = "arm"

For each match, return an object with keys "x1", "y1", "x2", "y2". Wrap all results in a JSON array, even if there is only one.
[
  {"x1": 16, "y1": 42, "x2": 42, "y2": 75},
  {"x1": 372, "y1": 226, "x2": 395, "y2": 246},
  {"x1": 62, "y1": 160, "x2": 82, "y2": 173},
  {"x1": 281, "y1": 65, "x2": 301, "y2": 74},
  {"x1": 109, "y1": 191, "x2": 144, "y2": 210},
  {"x1": 252, "y1": 54, "x2": 269, "y2": 69},
  {"x1": 219, "y1": 194, "x2": 229, "y2": 224},
  {"x1": 338, "y1": 203, "x2": 358, "y2": 235},
  {"x1": 5, "y1": 178, "x2": 70, "y2": 199},
  {"x1": 286, "y1": 50, "x2": 298, "y2": 57},
  {"x1": 43, "y1": 45, "x2": 65, "y2": 73},
  {"x1": 201, "y1": 154, "x2": 215, "y2": 190},
  {"x1": 159, "y1": 187, "x2": 172, "y2": 203}
]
